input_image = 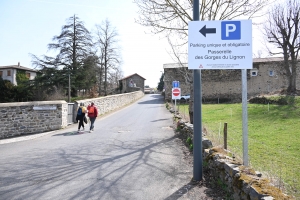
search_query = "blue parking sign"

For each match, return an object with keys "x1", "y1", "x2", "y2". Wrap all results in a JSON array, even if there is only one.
[
  {"x1": 172, "y1": 81, "x2": 180, "y2": 88},
  {"x1": 221, "y1": 21, "x2": 241, "y2": 40}
]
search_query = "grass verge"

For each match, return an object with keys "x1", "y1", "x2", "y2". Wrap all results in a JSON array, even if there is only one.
[{"x1": 177, "y1": 97, "x2": 300, "y2": 198}]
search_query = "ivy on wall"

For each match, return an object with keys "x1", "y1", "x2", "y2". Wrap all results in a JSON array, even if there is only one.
[
  {"x1": 0, "y1": 69, "x2": 33, "y2": 102},
  {"x1": 16, "y1": 69, "x2": 29, "y2": 85}
]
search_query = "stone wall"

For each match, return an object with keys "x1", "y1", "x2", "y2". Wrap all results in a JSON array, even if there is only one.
[
  {"x1": 164, "y1": 59, "x2": 300, "y2": 102},
  {"x1": 176, "y1": 119, "x2": 292, "y2": 200},
  {"x1": 0, "y1": 91, "x2": 144, "y2": 139},
  {"x1": 204, "y1": 148, "x2": 291, "y2": 200},
  {"x1": 0, "y1": 101, "x2": 68, "y2": 139},
  {"x1": 74, "y1": 91, "x2": 144, "y2": 122}
]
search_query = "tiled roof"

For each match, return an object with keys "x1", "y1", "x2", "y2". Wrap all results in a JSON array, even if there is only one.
[
  {"x1": 163, "y1": 63, "x2": 188, "y2": 68},
  {"x1": 163, "y1": 57, "x2": 289, "y2": 68},
  {"x1": 119, "y1": 73, "x2": 146, "y2": 80},
  {"x1": 0, "y1": 65, "x2": 37, "y2": 72},
  {"x1": 253, "y1": 57, "x2": 284, "y2": 63}
]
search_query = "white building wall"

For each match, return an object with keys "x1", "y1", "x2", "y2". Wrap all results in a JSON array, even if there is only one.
[
  {"x1": 1, "y1": 69, "x2": 14, "y2": 84},
  {"x1": 0, "y1": 68, "x2": 36, "y2": 85}
]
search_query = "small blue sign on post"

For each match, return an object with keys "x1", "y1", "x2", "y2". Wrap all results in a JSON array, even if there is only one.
[{"x1": 172, "y1": 81, "x2": 180, "y2": 88}]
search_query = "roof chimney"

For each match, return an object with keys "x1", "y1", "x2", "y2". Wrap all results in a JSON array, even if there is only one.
[{"x1": 18, "y1": 62, "x2": 20, "y2": 67}]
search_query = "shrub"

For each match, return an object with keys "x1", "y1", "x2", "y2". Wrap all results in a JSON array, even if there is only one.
[{"x1": 186, "y1": 137, "x2": 192, "y2": 145}]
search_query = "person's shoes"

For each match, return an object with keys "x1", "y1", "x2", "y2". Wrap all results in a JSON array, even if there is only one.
[
  {"x1": 83, "y1": 128, "x2": 85, "y2": 131},
  {"x1": 89, "y1": 130, "x2": 92, "y2": 133},
  {"x1": 78, "y1": 129, "x2": 80, "y2": 133}
]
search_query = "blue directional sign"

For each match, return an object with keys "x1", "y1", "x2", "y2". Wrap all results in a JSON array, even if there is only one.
[
  {"x1": 188, "y1": 20, "x2": 252, "y2": 70},
  {"x1": 172, "y1": 81, "x2": 180, "y2": 88}
]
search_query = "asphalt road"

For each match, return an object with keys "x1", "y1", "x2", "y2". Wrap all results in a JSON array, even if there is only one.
[{"x1": 0, "y1": 94, "x2": 200, "y2": 200}]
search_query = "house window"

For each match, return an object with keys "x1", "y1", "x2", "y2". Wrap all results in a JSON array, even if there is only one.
[
  {"x1": 269, "y1": 70, "x2": 274, "y2": 76},
  {"x1": 0, "y1": 71, "x2": 2, "y2": 77},
  {"x1": 7, "y1": 70, "x2": 11, "y2": 76},
  {"x1": 26, "y1": 72, "x2": 30, "y2": 78},
  {"x1": 250, "y1": 69, "x2": 258, "y2": 76}
]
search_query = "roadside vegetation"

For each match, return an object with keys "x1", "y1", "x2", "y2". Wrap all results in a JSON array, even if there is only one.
[{"x1": 176, "y1": 96, "x2": 300, "y2": 198}]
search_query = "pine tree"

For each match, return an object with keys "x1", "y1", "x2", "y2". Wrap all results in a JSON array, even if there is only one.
[{"x1": 32, "y1": 15, "x2": 95, "y2": 100}]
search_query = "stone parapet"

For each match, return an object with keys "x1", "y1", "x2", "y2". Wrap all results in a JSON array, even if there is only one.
[
  {"x1": 0, "y1": 91, "x2": 144, "y2": 139},
  {"x1": 75, "y1": 91, "x2": 144, "y2": 122},
  {"x1": 0, "y1": 101, "x2": 68, "y2": 139}
]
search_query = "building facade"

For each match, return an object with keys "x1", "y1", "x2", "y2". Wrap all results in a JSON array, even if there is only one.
[
  {"x1": 164, "y1": 57, "x2": 300, "y2": 102},
  {"x1": 0, "y1": 63, "x2": 37, "y2": 85},
  {"x1": 119, "y1": 73, "x2": 146, "y2": 93}
]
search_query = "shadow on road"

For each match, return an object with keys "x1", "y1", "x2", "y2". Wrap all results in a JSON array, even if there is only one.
[
  {"x1": 150, "y1": 118, "x2": 169, "y2": 122},
  {"x1": 138, "y1": 98, "x2": 164, "y2": 105},
  {"x1": 164, "y1": 182, "x2": 196, "y2": 200},
  {"x1": 149, "y1": 94, "x2": 163, "y2": 99},
  {"x1": 52, "y1": 131, "x2": 91, "y2": 136},
  {"x1": 138, "y1": 94, "x2": 165, "y2": 105},
  {"x1": 0, "y1": 135, "x2": 183, "y2": 199},
  {"x1": 1, "y1": 112, "x2": 224, "y2": 199}
]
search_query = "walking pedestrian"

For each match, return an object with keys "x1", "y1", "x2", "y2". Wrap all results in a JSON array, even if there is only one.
[
  {"x1": 87, "y1": 102, "x2": 98, "y2": 133},
  {"x1": 76, "y1": 102, "x2": 87, "y2": 133}
]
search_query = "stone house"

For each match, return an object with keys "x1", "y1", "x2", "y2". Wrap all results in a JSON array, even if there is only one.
[
  {"x1": 163, "y1": 57, "x2": 300, "y2": 102},
  {"x1": 0, "y1": 62, "x2": 37, "y2": 85},
  {"x1": 119, "y1": 73, "x2": 146, "y2": 93}
]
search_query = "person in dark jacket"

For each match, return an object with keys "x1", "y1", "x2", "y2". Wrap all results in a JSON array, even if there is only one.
[
  {"x1": 77, "y1": 103, "x2": 87, "y2": 132},
  {"x1": 87, "y1": 102, "x2": 98, "y2": 133}
]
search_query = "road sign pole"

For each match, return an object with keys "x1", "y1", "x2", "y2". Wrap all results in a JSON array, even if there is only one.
[
  {"x1": 242, "y1": 69, "x2": 249, "y2": 166},
  {"x1": 193, "y1": 0, "x2": 203, "y2": 181},
  {"x1": 175, "y1": 99, "x2": 177, "y2": 114}
]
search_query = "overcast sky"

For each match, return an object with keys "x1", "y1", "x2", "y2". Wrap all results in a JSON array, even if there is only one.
[{"x1": 0, "y1": 0, "x2": 272, "y2": 87}]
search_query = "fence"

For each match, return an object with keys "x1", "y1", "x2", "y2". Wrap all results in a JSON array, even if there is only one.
[{"x1": 205, "y1": 126, "x2": 300, "y2": 199}]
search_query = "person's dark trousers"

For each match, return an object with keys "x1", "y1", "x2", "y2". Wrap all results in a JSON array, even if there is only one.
[
  {"x1": 78, "y1": 119, "x2": 84, "y2": 130},
  {"x1": 90, "y1": 117, "x2": 96, "y2": 130}
]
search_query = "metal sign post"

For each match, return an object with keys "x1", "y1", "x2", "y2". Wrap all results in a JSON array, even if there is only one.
[
  {"x1": 192, "y1": 0, "x2": 203, "y2": 181},
  {"x1": 175, "y1": 99, "x2": 177, "y2": 114},
  {"x1": 242, "y1": 69, "x2": 249, "y2": 166}
]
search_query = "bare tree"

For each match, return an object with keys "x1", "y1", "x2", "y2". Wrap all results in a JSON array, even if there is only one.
[
  {"x1": 134, "y1": 0, "x2": 270, "y2": 123},
  {"x1": 135, "y1": 0, "x2": 268, "y2": 48},
  {"x1": 94, "y1": 19, "x2": 122, "y2": 96},
  {"x1": 107, "y1": 66, "x2": 123, "y2": 94},
  {"x1": 264, "y1": 0, "x2": 300, "y2": 94}
]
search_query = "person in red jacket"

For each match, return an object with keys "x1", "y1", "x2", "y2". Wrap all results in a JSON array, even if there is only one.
[{"x1": 87, "y1": 102, "x2": 98, "y2": 133}]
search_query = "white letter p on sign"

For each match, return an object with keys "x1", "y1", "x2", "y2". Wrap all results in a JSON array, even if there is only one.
[{"x1": 225, "y1": 24, "x2": 236, "y2": 37}]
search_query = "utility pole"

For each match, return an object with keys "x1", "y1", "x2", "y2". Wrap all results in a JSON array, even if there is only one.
[{"x1": 68, "y1": 70, "x2": 71, "y2": 103}]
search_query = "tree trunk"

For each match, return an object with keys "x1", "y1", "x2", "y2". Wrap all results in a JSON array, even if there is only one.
[
  {"x1": 72, "y1": 15, "x2": 78, "y2": 97},
  {"x1": 104, "y1": 66, "x2": 107, "y2": 96},
  {"x1": 287, "y1": 63, "x2": 297, "y2": 93},
  {"x1": 98, "y1": 65, "x2": 103, "y2": 96},
  {"x1": 104, "y1": 45, "x2": 108, "y2": 96}
]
